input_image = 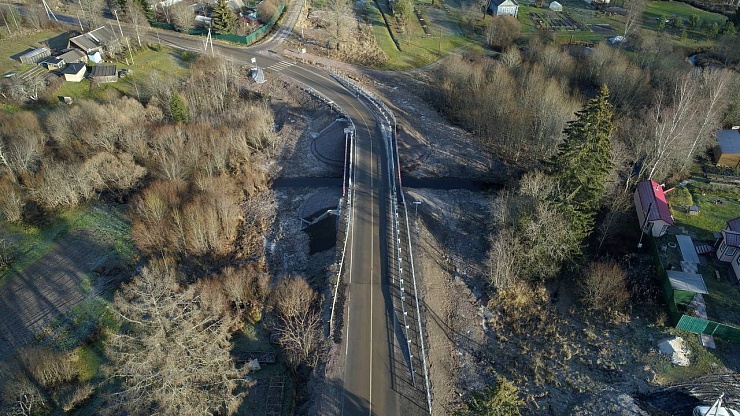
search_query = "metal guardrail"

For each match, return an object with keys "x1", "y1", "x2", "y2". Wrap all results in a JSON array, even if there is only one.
[
  {"x1": 285, "y1": 77, "x2": 356, "y2": 342},
  {"x1": 330, "y1": 72, "x2": 432, "y2": 414}
]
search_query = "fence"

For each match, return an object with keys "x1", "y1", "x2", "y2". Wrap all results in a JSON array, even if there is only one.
[
  {"x1": 649, "y1": 235, "x2": 740, "y2": 343},
  {"x1": 330, "y1": 72, "x2": 432, "y2": 414},
  {"x1": 185, "y1": 4, "x2": 285, "y2": 45}
]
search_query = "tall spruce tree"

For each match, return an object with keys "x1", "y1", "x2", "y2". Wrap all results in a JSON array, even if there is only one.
[
  {"x1": 547, "y1": 85, "x2": 614, "y2": 235},
  {"x1": 212, "y1": 0, "x2": 237, "y2": 34}
]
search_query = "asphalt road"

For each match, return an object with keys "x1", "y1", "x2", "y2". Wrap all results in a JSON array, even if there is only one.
[{"x1": 41, "y1": 7, "x2": 416, "y2": 414}]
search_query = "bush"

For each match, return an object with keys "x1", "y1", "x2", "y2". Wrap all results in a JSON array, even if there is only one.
[
  {"x1": 581, "y1": 262, "x2": 630, "y2": 315},
  {"x1": 667, "y1": 186, "x2": 693, "y2": 209},
  {"x1": 455, "y1": 375, "x2": 523, "y2": 416}
]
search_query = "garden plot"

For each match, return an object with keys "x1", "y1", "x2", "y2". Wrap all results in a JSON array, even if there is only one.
[{"x1": 529, "y1": 11, "x2": 587, "y2": 31}]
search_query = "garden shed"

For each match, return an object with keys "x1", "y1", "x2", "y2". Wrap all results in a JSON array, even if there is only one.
[
  {"x1": 714, "y1": 129, "x2": 740, "y2": 168},
  {"x1": 62, "y1": 62, "x2": 86, "y2": 82},
  {"x1": 90, "y1": 64, "x2": 117, "y2": 83}
]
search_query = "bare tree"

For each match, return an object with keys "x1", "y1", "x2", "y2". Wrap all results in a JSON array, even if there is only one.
[
  {"x1": 581, "y1": 261, "x2": 630, "y2": 315},
  {"x1": 273, "y1": 277, "x2": 323, "y2": 369},
  {"x1": 105, "y1": 260, "x2": 246, "y2": 416},
  {"x1": 125, "y1": 0, "x2": 149, "y2": 47},
  {"x1": 324, "y1": 0, "x2": 353, "y2": 50},
  {"x1": 0, "y1": 360, "x2": 48, "y2": 416},
  {"x1": 487, "y1": 229, "x2": 522, "y2": 290},
  {"x1": 622, "y1": 0, "x2": 645, "y2": 38},
  {"x1": 484, "y1": 16, "x2": 520, "y2": 49},
  {"x1": 169, "y1": 0, "x2": 195, "y2": 32},
  {"x1": 79, "y1": 0, "x2": 105, "y2": 29}
]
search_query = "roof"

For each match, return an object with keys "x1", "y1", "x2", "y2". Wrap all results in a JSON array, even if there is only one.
[
  {"x1": 19, "y1": 47, "x2": 50, "y2": 59},
  {"x1": 724, "y1": 230, "x2": 740, "y2": 248},
  {"x1": 728, "y1": 217, "x2": 740, "y2": 232},
  {"x1": 667, "y1": 270, "x2": 708, "y2": 294},
  {"x1": 550, "y1": 1, "x2": 562, "y2": 7},
  {"x1": 46, "y1": 56, "x2": 64, "y2": 65},
  {"x1": 58, "y1": 49, "x2": 86, "y2": 62},
  {"x1": 69, "y1": 27, "x2": 116, "y2": 52},
  {"x1": 489, "y1": 0, "x2": 518, "y2": 7},
  {"x1": 90, "y1": 64, "x2": 116, "y2": 77},
  {"x1": 636, "y1": 180, "x2": 674, "y2": 225},
  {"x1": 676, "y1": 235, "x2": 700, "y2": 264},
  {"x1": 62, "y1": 62, "x2": 86, "y2": 74},
  {"x1": 716, "y1": 129, "x2": 740, "y2": 154}
]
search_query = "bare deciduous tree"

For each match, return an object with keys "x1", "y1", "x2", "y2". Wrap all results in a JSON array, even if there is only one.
[
  {"x1": 622, "y1": 0, "x2": 645, "y2": 38},
  {"x1": 273, "y1": 277, "x2": 323, "y2": 369},
  {"x1": 581, "y1": 261, "x2": 630, "y2": 315},
  {"x1": 170, "y1": 0, "x2": 195, "y2": 32},
  {"x1": 484, "y1": 16, "x2": 520, "y2": 49},
  {"x1": 125, "y1": 0, "x2": 149, "y2": 46},
  {"x1": 105, "y1": 260, "x2": 246, "y2": 416}
]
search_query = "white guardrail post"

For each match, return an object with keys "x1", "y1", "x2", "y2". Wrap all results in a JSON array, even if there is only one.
[{"x1": 329, "y1": 72, "x2": 432, "y2": 414}]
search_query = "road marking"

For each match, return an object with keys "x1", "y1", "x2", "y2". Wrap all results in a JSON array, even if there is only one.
[
  {"x1": 369, "y1": 136, "x2": 374, "y2": 416},
  {"x1": 266, "y1": 61, "x2": 295, "y2": 71}
]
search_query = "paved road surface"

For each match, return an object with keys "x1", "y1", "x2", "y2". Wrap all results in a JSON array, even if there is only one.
[{"x1": 27, "y1": 8, "x2": 425, "y2": 414}]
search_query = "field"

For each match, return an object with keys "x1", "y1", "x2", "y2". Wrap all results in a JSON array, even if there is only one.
[
  {"x1": 0, "y1": 29, "x2": 67, "y2": 75},
  {"x1": 0, "y1": 203, "x2": 135, "y2": 361}
]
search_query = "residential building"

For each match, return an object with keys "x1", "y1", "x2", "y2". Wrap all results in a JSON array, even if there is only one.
[
  {"x1": 634, "y1": 180, "x2": 674, "y2": 237},
  {"x1": 716, "y1": 217, "x2": 740, "y2": 280},
  {"x1": 90, "y1": 64, "x2": 117, "y2": 83},
  {"x1": 62, "y1": 62, "x2": 87, "y2": 82},
  {"x1": 714, "y1": 129, "x2": 740, "y2": 168},
  {"x1": 488, "y1": 0, "x2": 519, "y2": 17}
]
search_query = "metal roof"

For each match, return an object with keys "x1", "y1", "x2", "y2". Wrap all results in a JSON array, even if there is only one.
[
  {"x1": 62, "y1": 62, "x2": 86, "y2": 74},
  {"x1": 69, "y1": 27, "x2": 116, "y2": 52},
  {"x1": 58, "y1": 49, "x2": 86, "y2": 62},
  {"x1": 667, "y1": 270, "x2": 708, "y2": 294},
  {"x1": 728, "y1": 217, "x2": 740, "y2": 232},
  {"x1": 636, "y1": 180, "x2": 673, "y2": 225},
  {"x1": 90, "y1": 64, "x2": 116, "y2": 77},
  {"x1": 717, "y1": 130, "x2": 740, "y2": 154},
  {"x1": 725, "y1": 230, "x2": 740, "y2": 248}
]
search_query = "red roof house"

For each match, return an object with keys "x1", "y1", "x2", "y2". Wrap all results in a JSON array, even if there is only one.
[{"x1": 634, "y1": 180, "x2": 674, "y2": 237}]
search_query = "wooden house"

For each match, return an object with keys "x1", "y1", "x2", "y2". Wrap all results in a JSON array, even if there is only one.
[
  {"x1": 90, "y1": 64, "x2": 117, "y2": 83},
  {"x1": 717, "y1": 217, "x2": 740, "y2": 281},
  {"x1": 714, "y1": 129, "x2": 740, "y2": 168},
  {"x1": 634, "y1": 180, "x2": 674, "y2": 237}
]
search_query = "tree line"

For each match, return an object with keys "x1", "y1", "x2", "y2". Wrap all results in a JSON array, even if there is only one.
[{"x1": 0, "y1": 55, "x2": 327, "y2": 414}]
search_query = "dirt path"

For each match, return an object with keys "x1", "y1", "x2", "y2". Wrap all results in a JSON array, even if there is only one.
[{"x1": 0, "y1": 230, "x2": 112, "y2": 360}]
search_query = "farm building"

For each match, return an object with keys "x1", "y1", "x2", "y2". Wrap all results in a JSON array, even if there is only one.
[
  {"x1": 716, "y1": 217, "x2": 740, "y2": 281},
  {"x1": 634, "y1": 180, "x2": 674, "y2": 237},
  {"x1": 90, "y1": 64, "x2": 117, "y2": 83},
  {"x1": 69, "y1": 27, "x2": 116, "y2": 54},
  {"x1": 488, "y1": 0, "x2": 519, "y2": 17},
  {"x1": 18, "y1": 47, "x2": 51, "y2": 64},
  {"x1": 714, "y1": 129, "x2": 740, "y2": 168},
  {"x1": 62, "y1": 62, "x2": 87, "y2": 82},
  {"x1": 549, "y1": 1, "x2": 563, "y2": 11}
]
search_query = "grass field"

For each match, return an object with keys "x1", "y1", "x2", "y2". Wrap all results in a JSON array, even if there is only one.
[
  {"x1": 0, "y1": 29, "x2": 67, "y2": 75},
  {"x1": 668, "y1": 183, "x2": 740, "y2": 241},
  {"x1": 643, "y1": 0, "x2": 727, "y2": 31}
]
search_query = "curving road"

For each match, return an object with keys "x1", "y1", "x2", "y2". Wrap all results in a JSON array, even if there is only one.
[{"x1": 44, "y1": 6, "x2": 426, "y2": 414}]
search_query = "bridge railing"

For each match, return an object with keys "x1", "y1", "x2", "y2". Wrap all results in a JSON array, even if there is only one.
[
  {"x1": 330, "y1": 72, "x2": 432, "y2": 415},
  {"x1": 285, "y1": 77, "x2": 356, "y2": 343}
]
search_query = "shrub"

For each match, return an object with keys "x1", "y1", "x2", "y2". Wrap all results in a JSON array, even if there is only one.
[{"x1": 581, "y1": 261, "x2": 630, "y2": 315}]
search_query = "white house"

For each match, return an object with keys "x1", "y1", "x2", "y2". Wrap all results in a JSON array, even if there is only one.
[
  {"x1": 634, "y1": 180, "x2": 674, "y2": 237},
  {"x1": 717, "y1": 217, "x2": 740, "y2": 281},
  {"x1": 488, "y1": 0, "x2": 519, "y2": 17},
  {"x1": 62, "y1": 62, "x2": 87, "y2": 82}
]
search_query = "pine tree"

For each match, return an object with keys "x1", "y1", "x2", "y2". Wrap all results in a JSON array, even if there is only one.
[
  {"x1": 212, "y1": 0, "x2": 237, "y2": 34},
  {"x1": 170, "y1": 91, "x2": 189, "y2": 122},
  {"x1": 547, "y1": 85, "x2": 614, "y2": 233}
]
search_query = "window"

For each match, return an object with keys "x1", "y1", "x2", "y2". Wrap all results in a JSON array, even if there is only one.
[
  {"x1": 737, "y1": 255, "x2": 740, "y2": 266},
  {"x1": 727, "y1": 247, "x2": 737, "y2": 257}
]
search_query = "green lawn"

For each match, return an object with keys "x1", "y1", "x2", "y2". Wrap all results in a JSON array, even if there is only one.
[
  {"x1": 668, "y1": 183, "x2": 740, "y2": 241},
  {"x1": 643, "y1": 0, "x2": 726, "y2": 30},
  {"x1": 0, "y1": 29, "x2": 69, "y2": 75}
]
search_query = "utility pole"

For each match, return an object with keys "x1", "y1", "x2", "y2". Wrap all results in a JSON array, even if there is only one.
[
  {"x1": 78, "y1": 0, "x2": 87, "y2": 28},
  {"x1": 41, "y1": 0, "x2": 59, "y2": 22}
]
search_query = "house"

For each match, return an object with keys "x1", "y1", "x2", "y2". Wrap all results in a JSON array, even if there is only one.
[
  {"x1": 488, "y1": 0, "x2": 519, "y2": 17},
  {"x1": 62, "y1": 62, "x2": 87, "y2": 82},
  {"x1": 58, "y1": 49, "x2": 87, "y2": 64},
  {"x1": 45, "y1": 56, "x2": 66, "y2": 70},
  {"x1": 549, "y1": 1, "x2": 563, "y2": 10},
  {"x1": 634, "y1": 180, "x2": 674, "y2": 237},
  {"x1": 716, "y1": 217, "x2": 740, "y2": 280},
  {"x1": 69, "y1": 26, "x2": 116, "y2": 55},
  {"x1": 714, "y1": 129, "x2": 740, "y2": 168},
  {"x1": 90, "y1": 64, "x2": 117, "y2": 83},
  {"x1": 18, "y1": 47, "x2": 51, "y2": 64}
]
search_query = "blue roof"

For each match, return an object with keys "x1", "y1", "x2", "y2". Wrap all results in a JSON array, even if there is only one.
[
  {"x1": 717, "y1": 129, "x2": 740, "y2": 154},
  {"x1": 62, "y1": 62, "x2": 86, "y2": 74}
]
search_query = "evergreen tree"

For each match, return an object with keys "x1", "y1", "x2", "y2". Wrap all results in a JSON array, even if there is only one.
[
  {"x1": 212, "y1": 0, "x2": 237, "y2": 34},
  {"x1": 547, "y1": 85, "x2": 614, "y2": 233},
  {"x1": 170, "y1": 92, "x2": 189, "y2": 122}
]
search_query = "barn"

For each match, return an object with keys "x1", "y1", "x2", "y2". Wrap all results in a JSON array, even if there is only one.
[{"x1": 90, "y1": 64, "x2": 117, "y2": 83}]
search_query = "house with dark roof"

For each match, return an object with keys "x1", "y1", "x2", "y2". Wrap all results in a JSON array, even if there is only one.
[
  {"x1": 717, "y1": 217, "x2": 740, "y2": 280},
  {"x1": 634, "y1": 180, "x2": 674, "y2": 237},
  {"x1": 69, "y1": 27, "x2": 116, "y2": 55},
  {"x1": 714, "y1": 129, "x2": 740, "y2": 168},
  {"x1": 488, "y1": 0, "x2": 519, "y2": 16},
  {"x1": 62, "y1": 62, "x2": 87, "y2": 82},
  {"x1": 90, "y1": 64, "x2": 117, "y2": 83},
  {"x1": 45, "y1": 56, "x2": 66, "y2": 70}
]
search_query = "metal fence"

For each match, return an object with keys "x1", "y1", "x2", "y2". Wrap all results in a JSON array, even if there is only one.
[{"x1": 330, "y1": 72, "x2": 433, "y2": 414}]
